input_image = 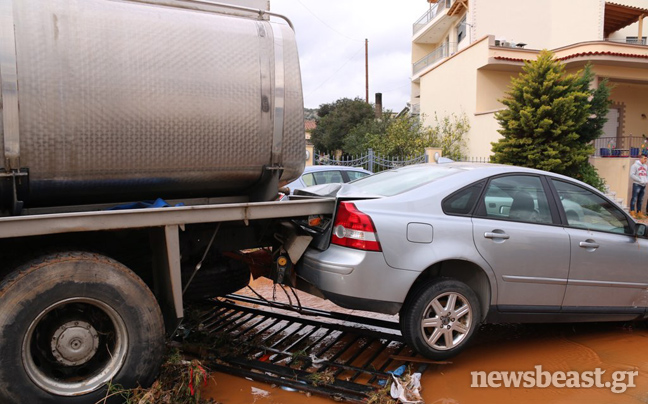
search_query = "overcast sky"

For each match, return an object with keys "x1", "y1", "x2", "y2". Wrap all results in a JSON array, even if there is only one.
[{"x1": 269, "y1": 1, "x2": 429, "y2": 112}]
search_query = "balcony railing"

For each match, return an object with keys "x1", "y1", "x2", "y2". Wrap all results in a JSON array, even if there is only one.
[
  {"x1": 594, "y1": 136, "x2": 648, "y2": 157},
  {"x1": 413, "y1": 42, "x2": 458, "y2": 74},
  {"x1": 606, "y1": 38, "x2": 647, "y2": 45},
  {"x1": 413, "y1": 0, "x2": 454, "y2": 35}
]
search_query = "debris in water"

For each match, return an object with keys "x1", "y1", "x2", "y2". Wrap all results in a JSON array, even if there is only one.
[{"x1": 390, "y1": 372, "x2": 423, "y2": 404}]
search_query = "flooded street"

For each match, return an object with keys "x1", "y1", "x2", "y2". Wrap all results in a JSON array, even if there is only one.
[
  {"x1": 203, "y1": 278, "x2": 648, "y2": 404},
  {"x1": 420, "y1": 322, "x2": 648, "y2": 403}
]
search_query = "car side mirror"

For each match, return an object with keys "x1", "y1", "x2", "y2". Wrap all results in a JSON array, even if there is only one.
[{"x1": 636, "y1": 223, "x2": 647, "y2": 238}]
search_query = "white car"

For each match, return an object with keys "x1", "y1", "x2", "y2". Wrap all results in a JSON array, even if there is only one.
[{"x1": 283, "y1": 165, "x2": 371, "y2": 194}]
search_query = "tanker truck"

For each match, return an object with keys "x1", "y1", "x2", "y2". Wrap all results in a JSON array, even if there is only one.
[{"x1": 0, "y1": 1, "x2": 333, "y2": 402}]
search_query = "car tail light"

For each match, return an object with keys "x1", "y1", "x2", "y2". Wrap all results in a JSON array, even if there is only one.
[{"x1": 331, "y1": 202, "x2": 382, "y2": 251}]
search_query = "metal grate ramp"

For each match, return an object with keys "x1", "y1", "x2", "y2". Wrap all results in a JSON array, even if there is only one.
[{"x1": 187, "y1": 294, "x2": 429, "y2": 403}]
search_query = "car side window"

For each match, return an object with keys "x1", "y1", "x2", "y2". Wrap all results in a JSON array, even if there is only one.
[
  {"x1": 478, "y1": 176, "x2": 552, "y2": 224},
  {"x1": 442, "y1": 181, "x2": 484, "y2": 215},
  {"x1": 312, "y1": 170, "x2": 343, "y2": 185},
  {"x1": 346, "y1": 171, "x2": 370, "y2": 182},
  {"x1": 301, "y1": 173, "x2": 315, "y2": 187},
  {"x1": 551, "y1": 179, "x2": 631, "y2": 235}
]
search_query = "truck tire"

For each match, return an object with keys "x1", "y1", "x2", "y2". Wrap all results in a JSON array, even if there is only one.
[
  {"x1": 0, "y1": 252, "x2": 165, "y2": 404},
  {"x1": 400, "y1": 278, "x2": 480, "y2": 360}
]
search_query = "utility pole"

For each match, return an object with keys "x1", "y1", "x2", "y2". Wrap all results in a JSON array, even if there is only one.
[{"x1": 365, "y1": 38, "x2": 369, "y2": 103}]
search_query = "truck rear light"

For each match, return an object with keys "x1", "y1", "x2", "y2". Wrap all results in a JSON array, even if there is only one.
[{"x1": 331, "y1": 202, "x2": 382, "y2": 251}]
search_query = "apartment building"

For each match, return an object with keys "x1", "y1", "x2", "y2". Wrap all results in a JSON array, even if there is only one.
[
  {"x1": 411, "y1": 0, "x2": 647, "y2": 203},
  {"x1": 412, "y1": 0, "x2": 647, "y2": 153}
]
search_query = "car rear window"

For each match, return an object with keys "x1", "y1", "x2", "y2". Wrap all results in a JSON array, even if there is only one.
[
  {"x1": 346, "y1": 171, "x2": 370, "y2": 181},
  {"x1": 348, "y1": 165, "x2": 461, "y2": 196},
  {"x1": 312, "y1": 170, "x2": 343, "y2": 184}
]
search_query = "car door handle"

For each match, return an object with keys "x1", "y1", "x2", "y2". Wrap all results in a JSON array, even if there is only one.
[
  {"x1": 579, "y1": 241, "x2": 599, "y2": 249},
  {"x1": 484, "y1": 231, "x2": 510, "y2": 240}
]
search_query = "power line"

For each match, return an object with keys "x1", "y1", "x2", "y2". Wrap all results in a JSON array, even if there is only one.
[
  {"x1": 306, "y1": 45, "x2": 365, "y2": 97},
  {"x1": 296, "y1": 0, "x2": 363, "y2": 42},
  {"x1": 381, "y1": 81, "x2": 411, "y2": 93}
]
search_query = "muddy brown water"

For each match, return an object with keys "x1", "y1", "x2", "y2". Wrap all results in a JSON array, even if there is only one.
[{"x1": 203, "y1": 278, "x2": 648, "y2": 403}]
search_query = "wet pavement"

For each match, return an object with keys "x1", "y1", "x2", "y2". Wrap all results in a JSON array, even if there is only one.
[{"x1": 203, "y1": 278, "x2": 648, "y2": 404}]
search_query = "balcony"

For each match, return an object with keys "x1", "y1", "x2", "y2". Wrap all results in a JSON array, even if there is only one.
[
  {"x1": 413, "y1": 0, "x2": 459, "y2": 44},
  {"x1": 594, "y1": 136, "x2": 647, "y2": 157},
  {"x1": 413, "y1": 0, "x2": 453, "y2": 34},
  {"x1": 606, "y1": 37, "x2": 647, "y2": 45},
  {"x1": 413, "y1": 42, "x2": 458, "y2": 75}
]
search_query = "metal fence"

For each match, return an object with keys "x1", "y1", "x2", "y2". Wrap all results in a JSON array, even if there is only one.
[
  {"x1": 606, "y1": 38, "x2": 647, "y2": 45},
  {"x1": 412, "y1": 0, "x2": 454, "y2": 35},
  {"x1": 593, "y1": 136, "x2": 647, "y2": 157},
  {"x1": 413, "y1": 42, "x2": 458, "y2": 74},
  {"x1": 314, "y1": 149, "x2": 427, "y2": 173},
  {"x1": 460, "y1": 156, "x2": 491, "y2": 163}
]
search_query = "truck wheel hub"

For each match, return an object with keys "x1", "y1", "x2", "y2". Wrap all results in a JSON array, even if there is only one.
[{"x1": 51, "y1": 321, "x2": 99, "y2": 366}]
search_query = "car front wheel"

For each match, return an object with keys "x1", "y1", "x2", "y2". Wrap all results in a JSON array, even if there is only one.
[{"x1": 400, "y1": 278, "x2": 480, "y2": 360}]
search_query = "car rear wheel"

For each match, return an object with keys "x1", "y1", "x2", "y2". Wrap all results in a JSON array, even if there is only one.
[{"x1": 400, "y1": 278, "x2": 480, "y2": 360}]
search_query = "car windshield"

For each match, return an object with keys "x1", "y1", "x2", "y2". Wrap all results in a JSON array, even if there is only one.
[{"x1": 348, "y1": 165, "x2": 462, "y2": 196}]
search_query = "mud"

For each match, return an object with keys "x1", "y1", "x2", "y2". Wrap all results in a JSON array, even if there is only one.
[{"x1": 204, "y1": 278, "x2": 648, "y2": 403}]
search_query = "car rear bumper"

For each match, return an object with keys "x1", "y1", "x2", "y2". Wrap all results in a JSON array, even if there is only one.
[{"x1": 297, "y1": 245, "x2": 420, "y2": 315}]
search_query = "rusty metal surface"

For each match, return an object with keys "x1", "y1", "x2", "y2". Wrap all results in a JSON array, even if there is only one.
[{"x1": 189, "y1": 295, "x2": 429, "y2": 403}]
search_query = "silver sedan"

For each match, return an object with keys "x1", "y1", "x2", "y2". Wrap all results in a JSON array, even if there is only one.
[{"x1": 295, "y1": 163, "x2": 648, "y2": 359}]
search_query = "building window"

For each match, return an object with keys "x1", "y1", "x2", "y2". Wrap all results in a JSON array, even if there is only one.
[
  {"x1": 457, "y1": 15, "x2": 466, "y2": 43},
  {"x1": 626, "y1": 36, "x2": 647, "y2": 45}
]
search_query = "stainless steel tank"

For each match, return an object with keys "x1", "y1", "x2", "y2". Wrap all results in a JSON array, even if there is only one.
[{"x1": 0, "y1": 0, "x2": 305, "y2": 211}]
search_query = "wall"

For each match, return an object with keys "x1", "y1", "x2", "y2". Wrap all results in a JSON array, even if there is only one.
[
  {"x1": 414, "y1": 0, "x2": 648, "y2": 160},
  {"x1": 589, "y1": 65, "x2": 648, "y2": 140},
  {"x1": 418, "y1": 37, "x2": 491, "y2": 157},
  {"x1": 590, "y1": 156, "x2": 633, "y2": 209},
  {"x1": 609, "y1": 82, "x2": 648, "y2": 137},
  {"x1": 592, "y1": 64, "x2": 648, "y2": 82},
  {"x1": 475, "y1": 69, "x2": 513, "y2": 112},
  {"x1": 412, "y1": 42, "x2": 439, "y2": 64},
  {"x1": 470, "y1": 112, "x2": 502, "y2": 158},
  {"x1": 471, "y1": 0, "x2": 603, "y2": 50}
]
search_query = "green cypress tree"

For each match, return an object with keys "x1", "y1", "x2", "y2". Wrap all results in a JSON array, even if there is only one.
[{"x1": 491, "y1": 50, "x2": 610, "y2": 189}]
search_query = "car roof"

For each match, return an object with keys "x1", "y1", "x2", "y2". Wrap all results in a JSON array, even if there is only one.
[
  {"x1": 332, "y1": 162, "x2": 600, "y2": 198},
  {"x1": 392, "y1": 162, "x2": 574, "y2": 179},
  {"x1": 302, "y1": 165, "x2": 372, "y2": 174}
]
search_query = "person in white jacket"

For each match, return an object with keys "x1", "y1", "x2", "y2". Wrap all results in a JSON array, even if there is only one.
[{"x1": 629, "y1": 154, "x2": 648, "y2": 218}]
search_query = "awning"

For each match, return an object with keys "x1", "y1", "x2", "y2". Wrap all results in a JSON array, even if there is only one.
[
  {"x1": 605, "y1": 2, "x2": 648, "y2": 37},
  {"x1": 447, "y1": 0, "x2": 468, "y2": 17}
]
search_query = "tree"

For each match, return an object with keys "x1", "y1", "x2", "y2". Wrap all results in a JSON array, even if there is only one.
[
  {"x1": 491, "y1": 50, "x2": 611, "y2": 189},
  {"x1": 342, "y1": 116, "x2": 391, "y2": 155},
  {"x1": 428, "y1": 112, "x2": 470, "y2": 161},
  {"x1": 310, "y1": 98, "x2": 375, "y2": 152},
  {"x1": 342, "y1": 112, "x2": 470, "y2": 160},
  {"x1": 310, "y1": 97, "x2": 470, "y2": 161},
  {"x1": 365, "y1": 113, "x2": 469, "y2": 160},
  {"x1": 366, "y1": 114, "x2": 432, "y2": 156}
]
